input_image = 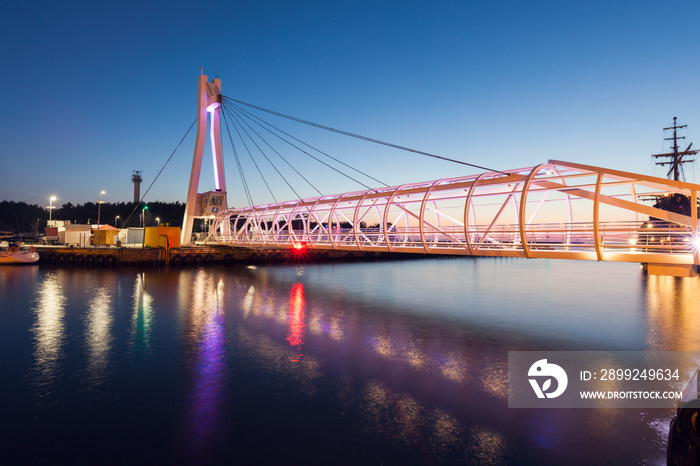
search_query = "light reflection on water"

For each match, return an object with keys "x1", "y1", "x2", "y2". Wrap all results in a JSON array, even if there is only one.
[
  {"x1": 287, "y1": 282, "x2": 306, "y2": 362},
  {"x1": 130, "y1": 273, "x2": 154, "y2": 355},
  {"x1": 85, "y1": 285, "x2": 114, "y2": 387},
  {"x1": 1, "y1": 258, "x2": 698, "y2": 464},
  {"x1": 185, "y1": 270, "x2": 227, "y2": 454},
  {"x1": 30, "y1": 271, "x2": 66, "y2": 392},
  {"x1": 645, "y1": 274, "x2": 700, "y2": 351}
]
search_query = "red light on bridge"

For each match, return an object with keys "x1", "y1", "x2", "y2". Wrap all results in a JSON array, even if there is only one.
[{"x1": 290, "y1": 241, "x2": 309, "y2": 263}]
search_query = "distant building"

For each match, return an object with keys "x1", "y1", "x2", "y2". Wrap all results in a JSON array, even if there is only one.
[
  {"x1": 117, "y1": 228, "x2": 145, "y2": 246},
  {"x1": 93, "y1": 225, "x2": 119, "y2": 247},
  {"x1": 60, "y1": 224, "x2": 92, "y2": 247}
]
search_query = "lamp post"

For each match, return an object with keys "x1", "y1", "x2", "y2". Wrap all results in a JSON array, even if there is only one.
[
  {"x1": 97, "y1": 191, "x2": 105, "y2": 248},
  {"x1": 156, "y1": 217, "x2": 160, "y2": 227},
  {"x1": 48, "y1": 196, "x2": 57, "y2": 222},
  {"x1": 115, "y1": 215, "x2": 120, "y2": 228}
]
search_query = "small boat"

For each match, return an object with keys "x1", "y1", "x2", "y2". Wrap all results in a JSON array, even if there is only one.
[{"x1": 0, "y1": 242, "x2": 39, "y2": 264}]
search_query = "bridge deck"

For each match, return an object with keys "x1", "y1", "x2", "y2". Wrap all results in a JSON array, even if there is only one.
[{"x1": 211, "y1": 160, "x2": 700, "y2": 273}]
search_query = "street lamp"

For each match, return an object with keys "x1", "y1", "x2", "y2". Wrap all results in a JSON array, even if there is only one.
[
  {"x1": 115, "y1": 215, "x2": 120, "y2": 228},
  {"x1": 48, "y1": 196, "x2": 57, "y2": 222},
  {"x1": 142, "y1": 205, "x2": 149, "y2": 227},
  {"x1": 97, "y1": 191, "x2": 105, "y2": 248},
  {"x1": 156, "y1": 217, "x2": 160, "y2": 227}
]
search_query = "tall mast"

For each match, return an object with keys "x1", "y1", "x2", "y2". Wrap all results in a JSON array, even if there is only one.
[{"x1": 651, "y1": 117, "x2": 698, "y2": 181}]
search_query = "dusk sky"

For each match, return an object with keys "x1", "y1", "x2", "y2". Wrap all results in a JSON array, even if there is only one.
[{"x1": 2, "y1": 1, "x2": 699, "y2": 209}]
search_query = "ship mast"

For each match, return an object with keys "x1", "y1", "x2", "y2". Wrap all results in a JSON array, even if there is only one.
[{"x1": 651, "y1": 117, "x2": 698, "y2": 181}]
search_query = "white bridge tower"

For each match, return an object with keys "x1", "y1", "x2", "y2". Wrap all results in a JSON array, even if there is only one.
[{"x1": 181, "y1": 69, "x2": 228, "y2": 245}]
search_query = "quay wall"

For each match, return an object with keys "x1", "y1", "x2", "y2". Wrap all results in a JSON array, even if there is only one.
[{"x1": 33, "y1": 246, "x2": 417, "y2": 267}]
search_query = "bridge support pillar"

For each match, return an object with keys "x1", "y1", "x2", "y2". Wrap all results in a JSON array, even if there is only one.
[
  {"x1": 181, "y1": 70, "x2": 227, "y2": 245},
  {"x1": 643, "y1": 263, "x2": 698, "y2": 277}
]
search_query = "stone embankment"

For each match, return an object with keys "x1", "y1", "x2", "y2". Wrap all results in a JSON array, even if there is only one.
[{"x1": 34, "y1": 245, "x2": 416, "y2": 267}]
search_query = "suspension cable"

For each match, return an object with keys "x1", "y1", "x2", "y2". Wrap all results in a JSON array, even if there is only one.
[
  {"x1": 225, "y1": 107, "x2": 303, "y2": 200},
  {"x1": 222, "y1": 108, "x2": 275, "y2": 203},
  {"x1": 221, "y1": 110, "x2": 254, "y2": 206},
  {"x1": 122, "y1": 118, "x2": 197, "y2": 227},
  {"x1": 223, "y1": 96, "x2": 511, "y2": 176},
  {"x1": 223, "y1": 101, "x2": 323, "y2": 196},
  {"x1": 227, "y1": 100, "x2": 387, "y2": 188}
]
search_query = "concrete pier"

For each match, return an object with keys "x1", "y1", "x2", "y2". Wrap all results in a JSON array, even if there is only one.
[{"x1": 33, "y1": 245, "x2": 415, "y2": 267}]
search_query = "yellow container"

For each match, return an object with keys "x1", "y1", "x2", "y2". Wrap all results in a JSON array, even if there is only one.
[
  {"x1": 93, "y1": 225, "x2": 119, "y2": 246},
  {"x1": 144, "y1": 226, "x2": 181, "y2": 248}
]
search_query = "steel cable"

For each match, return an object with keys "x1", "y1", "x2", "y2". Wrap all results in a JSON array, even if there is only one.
[
  {"x1": 226, "y1": 100, "x2": 387, "y2": 188},
  {"x1": 223, "y1": 96, "x2": 511, "y2": 176}
]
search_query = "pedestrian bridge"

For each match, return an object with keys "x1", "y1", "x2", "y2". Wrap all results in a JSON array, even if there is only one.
[{"x1": 211, "y1": 159, "x2": 700, "y2": 276}]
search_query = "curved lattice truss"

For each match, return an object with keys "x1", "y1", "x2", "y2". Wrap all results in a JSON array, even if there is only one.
[{"x1": 212, "y1": 160, "x2": 700, "y2": 272}]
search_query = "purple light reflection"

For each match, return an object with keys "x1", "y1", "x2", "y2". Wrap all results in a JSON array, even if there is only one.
[{"x1": 188, "y1": 308, "x2": 226, "y2": 452}]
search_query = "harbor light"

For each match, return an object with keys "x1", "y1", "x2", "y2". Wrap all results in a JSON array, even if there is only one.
[{"x1": 48, "y1": 196, "x2": 57, "y2": 221}]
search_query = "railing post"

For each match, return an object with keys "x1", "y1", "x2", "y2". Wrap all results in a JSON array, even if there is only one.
[
  {"x1": 463, "y1": 173, "x2": 487, "y2": 256},
  {"x1": 520, "y1": 164, "x2": 547, "y2": 258},
  {"x1": 692, "y1": 189, "x2": 698, "y2": 266},
  {"x1": 593, "y1": 172, "x2": 604, "y2": 261},
  {"x1": 419, "y1": 179, "x2": 444, "y2": 254}
]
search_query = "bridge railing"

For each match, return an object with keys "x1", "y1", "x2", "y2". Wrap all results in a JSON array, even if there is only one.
[
  {"x1": 211, "y1": 160, "x2": 700, "y2": 267},
  {"x1": 213, "y1": 222, "x2": 694, "y2": 254}
]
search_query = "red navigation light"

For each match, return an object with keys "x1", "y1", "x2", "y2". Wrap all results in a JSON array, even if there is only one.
[{"x1": 290, "y1": 241, "x2": 309, "y2": 263}]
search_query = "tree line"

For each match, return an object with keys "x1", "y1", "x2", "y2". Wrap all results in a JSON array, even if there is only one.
[{"x1": 0, "y1": 200, "x2": 186, "y2": 234}]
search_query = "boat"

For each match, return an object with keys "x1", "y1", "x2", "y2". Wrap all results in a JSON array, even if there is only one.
[{"x1": 0, "y1": 241, "x2": 39, "y2": 264}]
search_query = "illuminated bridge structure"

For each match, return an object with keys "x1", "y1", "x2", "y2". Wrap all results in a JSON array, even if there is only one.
[{"x1": 211, "y1": 160, "x2": 700, "y2": 277}]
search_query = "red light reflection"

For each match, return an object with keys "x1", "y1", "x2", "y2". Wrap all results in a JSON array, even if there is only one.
[{"x1": 287, "y1": 283, "x2": 306, "y2": 361}]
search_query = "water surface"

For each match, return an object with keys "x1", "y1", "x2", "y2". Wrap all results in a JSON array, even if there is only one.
[{"x1": 1, "y1": 257, "x2": 698, "y2": 464}]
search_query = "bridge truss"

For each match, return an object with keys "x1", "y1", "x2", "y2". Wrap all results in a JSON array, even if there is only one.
[{"x1": 211, "y1": 160, "x2": 700, "y2": 276}]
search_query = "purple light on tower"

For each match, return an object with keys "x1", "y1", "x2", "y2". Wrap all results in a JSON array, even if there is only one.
[{"x1": 208, "y1": 102, "x2": 221, "y2": 190}]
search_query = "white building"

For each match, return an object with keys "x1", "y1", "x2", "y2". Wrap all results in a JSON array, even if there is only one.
[{"x1": 60, "y1": 224, "x2": 92, "y2": 247}]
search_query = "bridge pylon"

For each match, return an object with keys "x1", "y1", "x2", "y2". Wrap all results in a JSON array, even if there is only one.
[{"x1": 181, "y1": 69, "x2": 228, "y2": 245}]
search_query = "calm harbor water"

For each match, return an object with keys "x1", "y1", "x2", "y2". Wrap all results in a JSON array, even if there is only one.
[{"x1": 1, "y1": 257, "x2": 699, "y2": 464}]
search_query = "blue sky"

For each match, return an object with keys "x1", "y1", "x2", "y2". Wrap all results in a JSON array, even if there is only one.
[{"x1": 1, "y1": 0, "x2": 699, "y2": 208}]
